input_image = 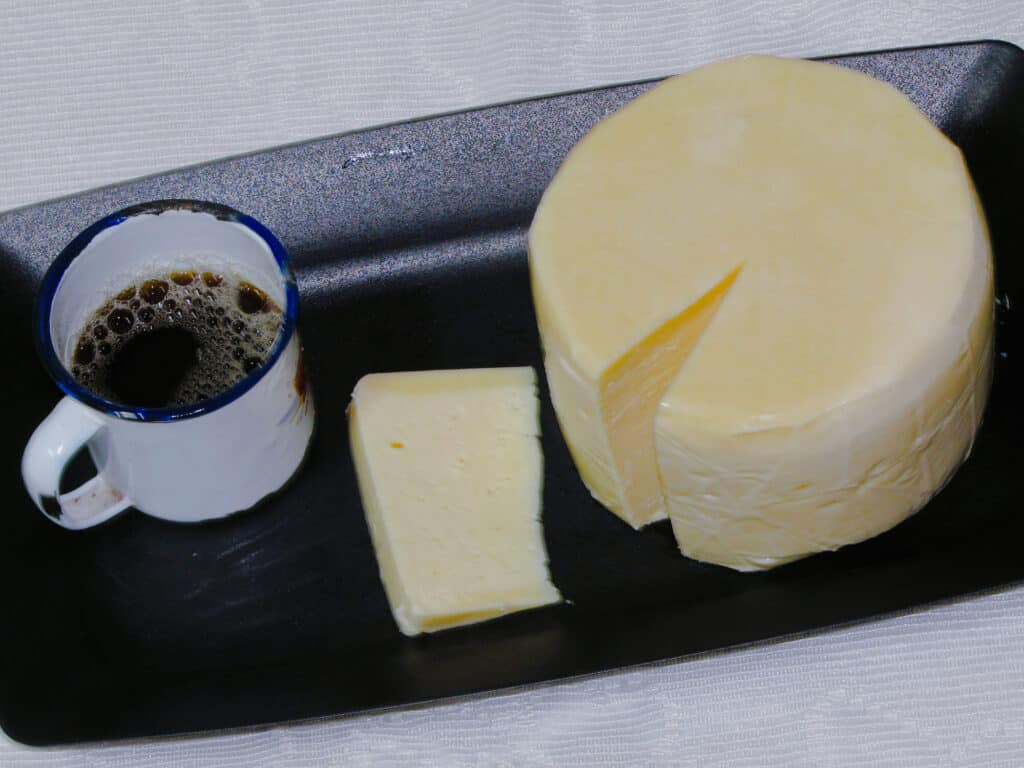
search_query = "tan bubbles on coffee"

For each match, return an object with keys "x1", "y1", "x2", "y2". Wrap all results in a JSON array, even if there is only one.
[
  {"x1": 72, "y1": 269, "x2": 284, "y2": 408},
  {"x1": 237, "y1": 281, "x2": 270, "y2": 314},
  {"x1": 170, "y1": 270, "x2": 196, "y2": 286},
  {"x1": 140, "y1": 279, "x2": 169, "y2": 304}
]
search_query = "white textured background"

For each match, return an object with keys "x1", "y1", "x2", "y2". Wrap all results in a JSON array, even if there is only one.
[{"x1": 3, "y1": 1, "x2": 1024, "y2": 765}]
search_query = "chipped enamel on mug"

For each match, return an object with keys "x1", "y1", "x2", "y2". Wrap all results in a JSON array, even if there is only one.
[{"x1": 22, "y1": 201, "x2": 315, "y2": 529}]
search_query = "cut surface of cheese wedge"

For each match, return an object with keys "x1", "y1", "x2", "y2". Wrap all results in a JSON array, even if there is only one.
[
  {"x1": 529, "y1": 55, "x2": 993, "y2": 569},
  {"x1": 348, "y1": 367, "x2": 561, "y2": 635}
]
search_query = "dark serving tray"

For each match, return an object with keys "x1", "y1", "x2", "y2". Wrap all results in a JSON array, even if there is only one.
[{"x1": 1, "y1": 40, "x2": 1022, "y2": 746}]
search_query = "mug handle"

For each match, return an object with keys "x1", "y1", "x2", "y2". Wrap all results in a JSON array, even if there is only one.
[{"x1": 22, "y1": 397, "x2": 133, "y2": 529}]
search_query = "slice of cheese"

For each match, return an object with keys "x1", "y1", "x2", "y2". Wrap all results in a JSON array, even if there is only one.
[
  {"x1": 348, "y1": 367, "x2": 560, "y2": 635},
  {"x1": 529, "y1": 55, "x2": 993, "y2": 569}
]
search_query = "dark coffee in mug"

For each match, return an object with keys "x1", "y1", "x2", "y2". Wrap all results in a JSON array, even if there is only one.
[{"x1": 70, "y1": 269, "x2": 283, "y2": 408}]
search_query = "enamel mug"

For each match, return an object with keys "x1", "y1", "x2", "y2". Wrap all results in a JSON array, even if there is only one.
[{"x1": 22, "y1": 200, "x2": 314, "y2": 529}]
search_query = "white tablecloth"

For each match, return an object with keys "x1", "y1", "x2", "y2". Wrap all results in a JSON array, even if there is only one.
[{"x1": 3, "y1": 2, "x2": 1023, "y2": 765}]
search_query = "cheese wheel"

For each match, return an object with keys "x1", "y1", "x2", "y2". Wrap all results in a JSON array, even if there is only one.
[{"x1": 529, "y1": 55, "x2": 993, "y2": 569}]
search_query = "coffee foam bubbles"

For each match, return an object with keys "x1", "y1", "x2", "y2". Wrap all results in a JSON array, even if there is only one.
[{"x1": 72, "y1": 268, "x2": 283, "y2": 407}]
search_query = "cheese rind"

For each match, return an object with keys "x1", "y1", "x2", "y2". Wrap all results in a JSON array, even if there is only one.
[
  {"x1": 530, "y1": 55, "x2": 993, "y2": 569},
  {"x1": 348, "y1": 367, "x2": 561, "y2": 635}
]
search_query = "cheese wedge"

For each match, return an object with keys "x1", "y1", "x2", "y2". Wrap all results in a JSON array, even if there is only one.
[
  {"x1": 348, "y1": 367, "x2": 560, "y2": 635},
  {"x1": 529, "y1": 55, "x2": 993, "y2": 568}
]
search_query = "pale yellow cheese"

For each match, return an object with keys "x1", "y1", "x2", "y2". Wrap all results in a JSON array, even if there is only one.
[
  {"x1": 348, "y1": 367, "x2": 560, "y2": 635},
  {"x1": 529, "y1": 55, "x2": 993, "y2": 569}
]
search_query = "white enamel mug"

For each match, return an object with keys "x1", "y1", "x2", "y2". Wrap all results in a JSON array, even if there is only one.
[{"x1": 22, "y1": 200, "x2": 315, "y2": 529}]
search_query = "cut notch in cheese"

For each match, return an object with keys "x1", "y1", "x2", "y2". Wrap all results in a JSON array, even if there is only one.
[
  {"x1": 597, "y1": 264, "x2": 743, "y2": 526},
  {"x1": 348, "y1": 367, "x2": 561, "y2": 636}
]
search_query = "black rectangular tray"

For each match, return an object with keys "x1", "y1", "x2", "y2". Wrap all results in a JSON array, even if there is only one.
[{"x1": 1, "y1": 40, "x2": 1022, "y2": 746}]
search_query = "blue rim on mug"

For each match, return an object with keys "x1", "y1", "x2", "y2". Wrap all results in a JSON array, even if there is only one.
[{"x1": 34, "y1": 200, "x2": 299, "y2": 422}]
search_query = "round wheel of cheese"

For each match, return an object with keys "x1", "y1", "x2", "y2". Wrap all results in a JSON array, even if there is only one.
[{"x1": 529, "y1": 55, "x2": 993, "y2": 570}]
